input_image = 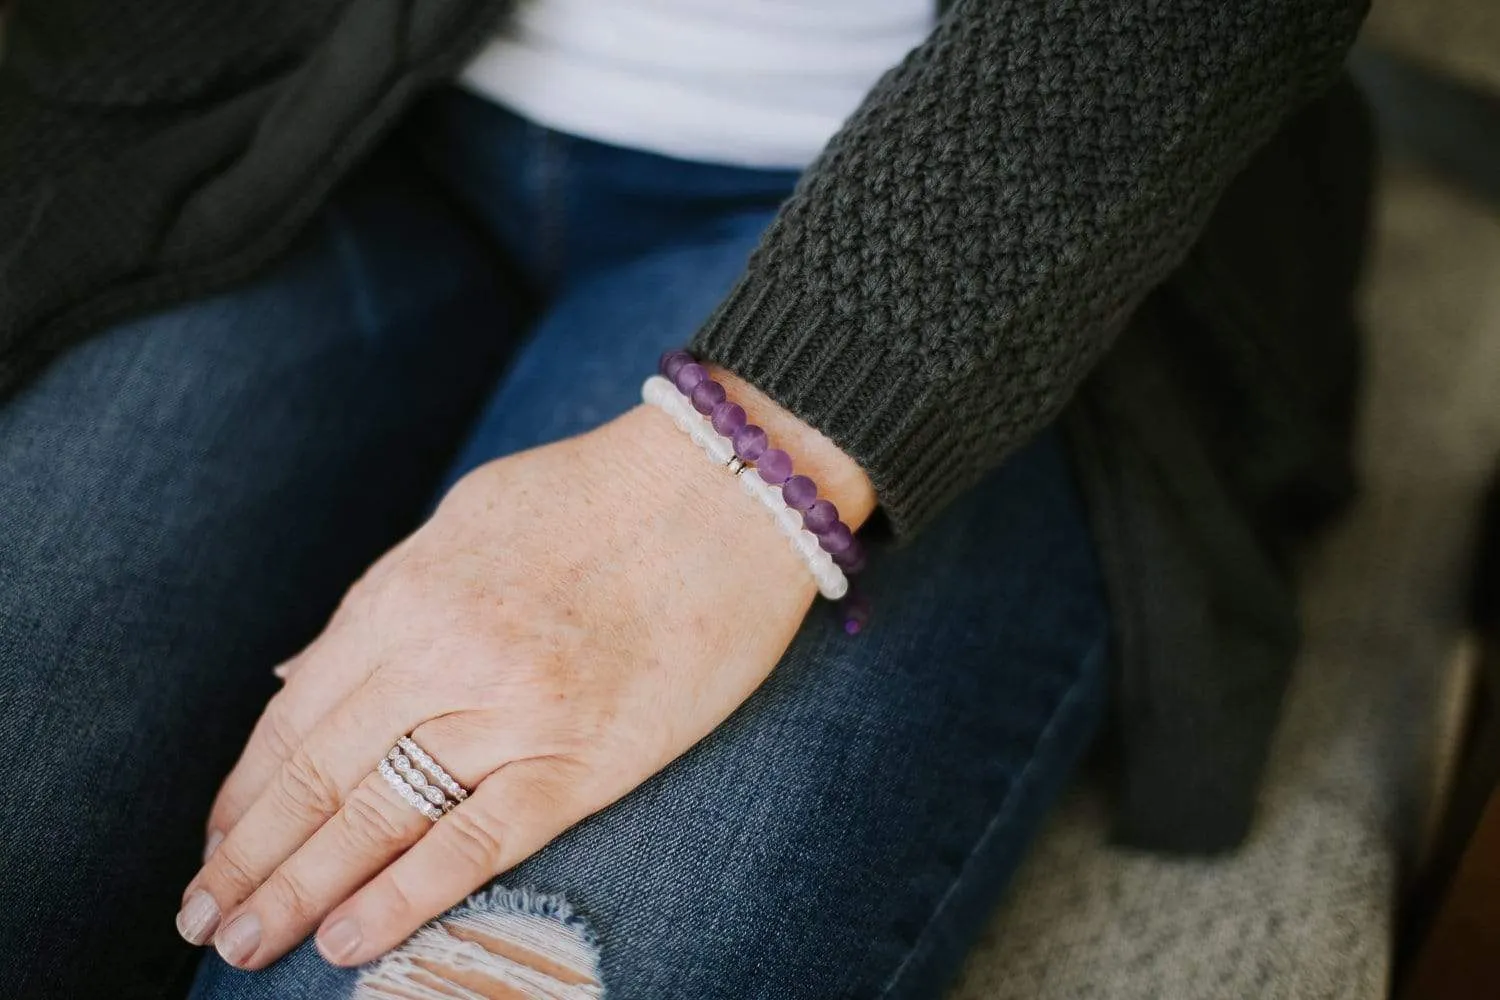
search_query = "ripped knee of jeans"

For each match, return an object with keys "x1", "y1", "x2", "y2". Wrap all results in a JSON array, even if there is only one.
[{"x1": 353, "y1": 887, "x2": 604, "y2": 1000}]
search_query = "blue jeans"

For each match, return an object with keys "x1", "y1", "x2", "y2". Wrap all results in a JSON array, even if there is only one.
[{"x1": 0, "y1": 91, "x2": 1109, "y2": 1000}]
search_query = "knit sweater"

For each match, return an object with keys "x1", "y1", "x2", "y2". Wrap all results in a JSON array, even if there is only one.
[
  {"x1": 0, "y1": 0, "x2": 1372, "y2": 851},
  {"x1": 693, "y1": 0, "x2": 1365, "y2": 535}
]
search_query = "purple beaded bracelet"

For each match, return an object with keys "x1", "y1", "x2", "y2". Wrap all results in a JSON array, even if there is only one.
[{"x1": 659, "y1": 349, "x2": 871, "y2": 633}]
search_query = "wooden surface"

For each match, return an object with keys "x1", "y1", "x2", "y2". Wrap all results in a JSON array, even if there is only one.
[
  {"x1": 1403, "y1": 788, "x2": 1500, "y2": 999},
  {"x1": 1402, "y1": 475, "x2": 1500, "y2": 998}
]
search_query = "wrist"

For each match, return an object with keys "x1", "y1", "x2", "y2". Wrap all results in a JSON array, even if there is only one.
[
  {"x1": 595, "y1": 402, "x2": 821, "y2": 599},
  {"x1": 591, "y1": 360, "x2": 877, "y2": 621},
  {"x1": 705, "y1": 367, "x2": 876, "y2": 530}
]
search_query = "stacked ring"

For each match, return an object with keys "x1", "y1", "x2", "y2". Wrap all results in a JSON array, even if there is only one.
[{"x1": 377, "y1": 736, "x2": 470, "y2": 822}]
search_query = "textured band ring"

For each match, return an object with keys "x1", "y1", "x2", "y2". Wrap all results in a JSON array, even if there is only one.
[
  {"x1": 377, "y1": 736, "x2": 471, "y2": 822},
  {"x1": 378, "y1": 758, "x2": 443, "y2": 822},
  {"x1": 396, "y1": 736, "x2": 469, "y2": 803}
]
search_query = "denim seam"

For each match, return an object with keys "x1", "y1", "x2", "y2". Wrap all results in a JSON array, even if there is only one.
[{"x1": 875, "y1": 632, "x2": 1110, "y2": 999}]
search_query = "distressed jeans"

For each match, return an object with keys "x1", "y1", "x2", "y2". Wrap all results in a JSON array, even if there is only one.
[{"x1": 0, "y1": 91, "x2": 1109, "y2": 1000}]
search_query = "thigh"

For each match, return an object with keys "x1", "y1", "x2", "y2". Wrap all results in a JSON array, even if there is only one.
[
  {"x1": 0, "y1": 147, "x2": 523, "y2": 999},
  {"x1": 192, "y1": 219, "x2": 1110, "y2": 1000}
]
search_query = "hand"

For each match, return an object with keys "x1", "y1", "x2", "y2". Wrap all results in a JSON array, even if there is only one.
[{"x1": 176, "y1": 371, "x2": 875, "y2": 969}]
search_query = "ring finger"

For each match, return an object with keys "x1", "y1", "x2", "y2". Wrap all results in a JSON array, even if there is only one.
[{"x1": 205, "y1": 729, "x2": 488, "y2": 970}]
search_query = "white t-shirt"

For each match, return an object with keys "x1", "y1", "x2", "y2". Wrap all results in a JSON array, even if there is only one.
[{"x1": 461, "y1": 0, "x2": 935, "y2": 169}]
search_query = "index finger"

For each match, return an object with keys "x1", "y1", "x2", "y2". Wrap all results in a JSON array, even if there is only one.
[
  {"x1": 204, "y1": 631, "x2": 365, "y2": 852},
  {"x1": 179, "y1": 684, "x2": 406, "y2": 944}
]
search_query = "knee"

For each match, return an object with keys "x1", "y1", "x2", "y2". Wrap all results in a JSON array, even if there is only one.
[{"x1": 354, "y1": 888, "x2": 603, "y2": 1000}]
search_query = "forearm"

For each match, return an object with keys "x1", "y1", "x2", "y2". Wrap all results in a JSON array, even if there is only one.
[{"x1": 693, "y1": 0, "x2": 1369, "y2": 538}]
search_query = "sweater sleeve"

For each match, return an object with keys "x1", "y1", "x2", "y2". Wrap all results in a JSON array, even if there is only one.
[{"x1": 689, "y1": 0, "x2": 1368, "y2": 537}]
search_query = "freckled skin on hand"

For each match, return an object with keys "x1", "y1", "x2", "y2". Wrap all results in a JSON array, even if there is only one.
[{"x1": 184, "y1": 372, "x2": 873, "y2": 970}]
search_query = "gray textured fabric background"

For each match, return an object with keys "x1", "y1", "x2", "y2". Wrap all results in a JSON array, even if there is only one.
[{"x1": 948, "y1": 148, "x2": 1500, "y2": 999}]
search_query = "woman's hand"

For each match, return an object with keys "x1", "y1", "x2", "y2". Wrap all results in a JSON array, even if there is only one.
[{"x1": 176, "y1": 371, "x2": 875, "y2": 969}]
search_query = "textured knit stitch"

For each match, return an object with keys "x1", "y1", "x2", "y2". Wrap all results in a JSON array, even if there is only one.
[{"x1": 690, "y1": 0, "x2": 1368, "y2": 535}]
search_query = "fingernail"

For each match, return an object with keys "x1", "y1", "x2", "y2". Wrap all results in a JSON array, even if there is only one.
[
  {"x1": 215, "y1": 912, "x2": 262, "y2": 967},
  {"x1": 202, "y1": 830, "x2": 224, "y2": 863},
  {"x1": 176, "y1": 890, "x2": 220, "y2": 945},
  {"x1": 318, "y1": 917, "x2": 363, "y2": 964}
]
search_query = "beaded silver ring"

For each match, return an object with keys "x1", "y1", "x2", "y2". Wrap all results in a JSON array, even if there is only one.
[
  {"x1": 377, "y1": 736, "x2": 471, "y2": 822},
  {"x1": 396, "y1": 736, "x2": 469, "y2": 803}
]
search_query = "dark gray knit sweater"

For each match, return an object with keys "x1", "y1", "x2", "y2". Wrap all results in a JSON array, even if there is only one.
[{"x1": 0, "y1": 0, "x2": 1373, "y2": 851}]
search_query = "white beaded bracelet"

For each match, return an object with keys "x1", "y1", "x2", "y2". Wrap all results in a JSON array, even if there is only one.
[{"x1": 642, "y1": 375, "x2": 849, "y2": 600}]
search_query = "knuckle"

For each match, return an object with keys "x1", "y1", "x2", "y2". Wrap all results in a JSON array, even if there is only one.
[
  {"x1": 259, "y1": 699, "x2": 303, "y2": 762},
  {"x1": 529, "y1": 758, "x2": 590, "y2": 812},
  {"x1": 265, "y1": 867, "x2": 321, "y2": 923},
  {"x1": 206, "y1": 843, "x2": 259, "y2": 895},
  {"x1": 342, "y1": 786, "x2": 413, "y2": 852},
  {"x1": 207, "y1": 792, "x2": 242, "y2": 832},
  {"x1": 277, "y1": 748, "x2": 343, "y2": 819},
  {"x1": 379, "y1": 868, "x2": 421, "y2": 924},
  {"x1": 441, "y1": 809, "x2": 508, "y2": 875}
]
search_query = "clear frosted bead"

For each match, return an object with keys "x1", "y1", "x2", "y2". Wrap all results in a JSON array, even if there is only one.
[
  {"x1": 642, "y1": 375, "x2": 677, "y2": 407},
  {"x1": 777, "y1": 507, "x2": 803, "y2": 535},
  {"x1": 703, "y1": 433, "x2": 735, "y2": 464},
  {"x1": 794, "y1": 532, "x2": 824, "y2": 560}
]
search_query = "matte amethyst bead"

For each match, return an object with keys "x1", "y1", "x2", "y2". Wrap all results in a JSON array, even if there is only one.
[
  {"x1": 841, "y1": 592, "x2": 871, "y2": 635},
  {"x1": 756, "y1": 448, "x2": 793, "y2": 485},
  {"x1": 659, "y1": 349, "x2": 694, "y2": 380},
  {"x1": 673, "y1": 362, "x2": 709, "y2": 394},
  {"x1": 802, "y1": 499, "x2": 840, "y2": 534},
  {"x1": 832, "y1": 540, "x2": 866, "y2": 574},
  {"x1": 781, "y1": 474, "x2": 818, "y2": 510},
  {"x1": 732, "y1": 424, "x2": 768, "y2": 462},
  {"x1": 817, "y1": 521, "x2": 854, "y2": 555},
  {"x1": 690, "y1": 378, "x2": 726, "y2": 415},
  {"x1": 710, "y1": 401, "x2": 747, "y2": 437}
]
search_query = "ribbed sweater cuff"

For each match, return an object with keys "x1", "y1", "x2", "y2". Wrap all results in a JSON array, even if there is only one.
[{"x1": 690, "y1": 277, "x2": 961, "y2": 541}]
